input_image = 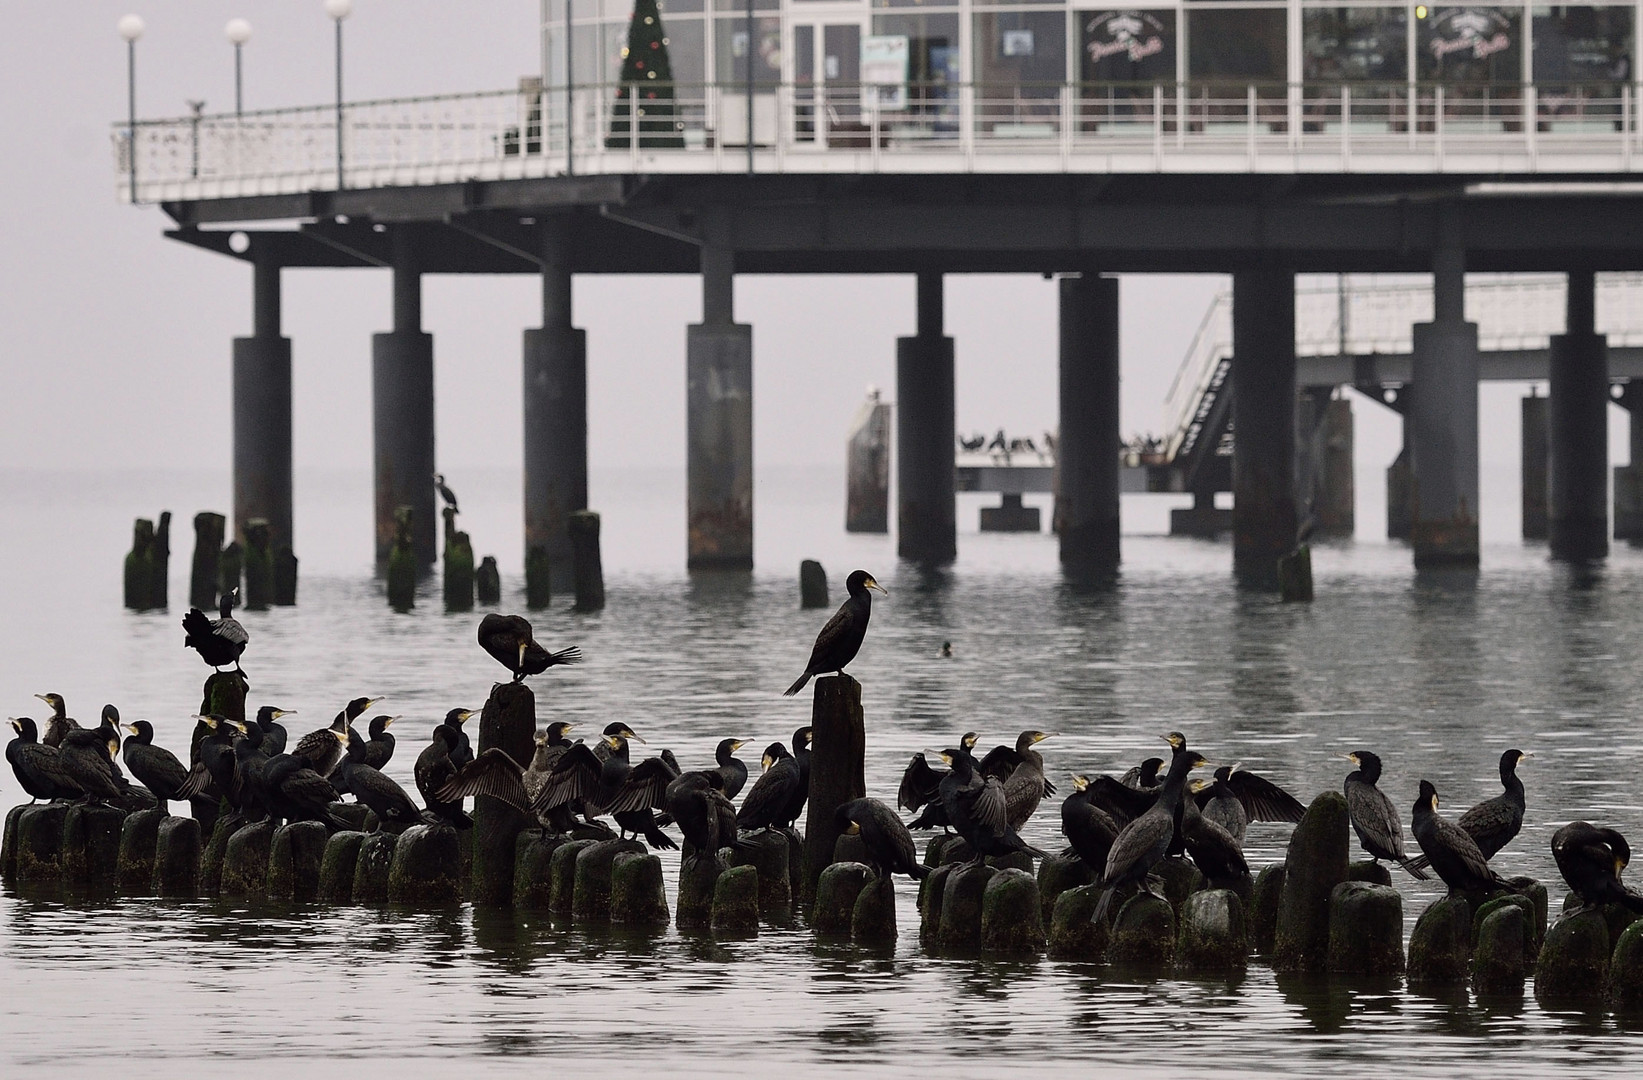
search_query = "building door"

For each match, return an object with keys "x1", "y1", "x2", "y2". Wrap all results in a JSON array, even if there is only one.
[{"x1": 794, "y1": 21, "x2": 862, "y2": 143}]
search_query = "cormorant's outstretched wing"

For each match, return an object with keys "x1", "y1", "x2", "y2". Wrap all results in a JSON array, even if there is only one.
[
  {"x1": 604, "y1": 755, "x2": 681, "y2": 814},
  {"x1": 972, "y1": 776, "x2": 1009, "y2": 836},
  {"x1": 214, "y1": 616, "x2": 249, "y2": 647},
  {"x1": 1087, "y1": 774, "x2": 1157, "y2": 824},
  {"x1": 436, "y1": 748, "x2": 530, "y2": 812},
  {"x1": 977, "y1": 745, "x2": 1021, "y2": 782},
  {"x1": 897, "y1": 753, "x2": 944, "y2": 812},
  {"x1": 534, "y1": 742, "x2": 603, "y2": 812},
  {"x1": 1227, "y1": 769, "x2": 1306, "y2": 823}
]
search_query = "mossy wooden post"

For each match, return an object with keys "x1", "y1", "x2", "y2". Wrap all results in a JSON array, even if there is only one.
[
  {"x1": 117, "y1": 808, "x2": 165, "y2": 893},
  {"x1": 16, "y1": 804, "x2": 70, "y2": 881},
  {"x1": 443, "y1": 527, "x2": 475, "y2": 612},
  {"x1": 569, "y1": 511, "x2": 605, "y2": 612},
  {"x1": 124, "y1": 518, "x2": 155, "y2": 610},
  {"x1": 1272, "y1": 791, "x2": 1350, "y2": 972},
  {"x1": 476, "y1": 556, "x2": 501, "y2": 605},
  {"x1": 799, "y1": 559, "x2": 828, "y2": 608},
  {"x1": 472, "y1": 680, "x2": 535, "y2": 904},
  {"x1": 190, "y1": 511, "x2": 226, "y2": 609},
  {"x1": 243, "y1": 519, "x2": 273, "y2": 611},
  {"x1": 1278, "y1": 544, "x2": 1314, "y2": 602},
  {"x1": 152, "y1": 815, "x2": 202, "y2": 897},
  {"x1": 273, "y1": 546, "x2": 298, "y2": 605},
  {"x1": 62, "y1": 805, "x2": 125, "y2": 886},
  {"x1": 2, "y1": 805, "x2": 26, "y2": 881},
  {"x1": 200, "y1": 671, "x2": 249, "y2": 730},
  {"x1": 526, "y1": 544, "x2": 551, "y2": 609},
  {"x1": 219, "y1": 540, "x2": 244, "y2": 601},
  {"x1": 149, "y1": 510, "x2": 172, "y2": 609},
  {"x1": 387, "y1": 506, "x2": 417, "y2": 612},
  {"x1": 801, "y1": 673, "x2": 866, "y2": 905}
]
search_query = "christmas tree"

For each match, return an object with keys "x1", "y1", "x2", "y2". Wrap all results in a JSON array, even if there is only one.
[{"x1": 607, "y1": 0, "x2": 684, "y2": 149}]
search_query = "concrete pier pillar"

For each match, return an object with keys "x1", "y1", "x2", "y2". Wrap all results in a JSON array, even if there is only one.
[
  {"x1": 373, "y1": 230, "x2": 436, "y2": 567},
  {"x1": 523, "y1": 220, "x2": 588, "y2": 591},
  {"x1": 687, "y1": 246, "x2": 753, "y2": 569},
  {"x1": 233, "y1": 258, "x2": 293, "y2": 554},
  {"x1": 1312, "y1": 397, "x2": 1355, "y2": 537},
  {"x1": 1548, "y1": 271, "x2": 1609, "y2": 560},
  {"x1": 1231, "y1": 267, "x2": 1298, "y2": 589},
  {"x1": 1614, "y1": 383, "x2": 1643, "y2": 544},
  {"x1": 897, "y1": 272, "x2": 957, "y2": 564},
  {"x1": 1522, "y1": 391, "x2": 1549, "y2": 541},
  {"x1": 1057, "y1": 274, "x2": 1121, "y2": 573},
  {"x1": 1409, "y1": 229, "x2": 1480, "y2": 567}
]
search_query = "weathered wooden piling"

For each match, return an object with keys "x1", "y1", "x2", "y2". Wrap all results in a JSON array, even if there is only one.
[
  {"x1": 1155, "y1": 855, "x2": 1205, "y2": 913},
  {"x1": 268, "y1": 821, "x2": 328, "y2": 901},
  {"x1": 152, "y1": 815, "x2": 202, "y2": 896},
  {"x1": 832, "y1": 831, "x2": 868, "y2": 866},
  {"x1": 1177, "y1": 889, "x2": 1248, "y2": 973},
  {"x1": 1408, "y1": 896, "x2": 1474, "y2": 984},
  {"x1": 328, "y1": 802, "x2": 370, "y2": 833},
  {"x1": 573, "y1": 838, "x2": 645, "y2": 923},
  {"x1": 1347, "y1": 859, "x2": 1392, "y2": 885},
  {"x1": 190, "y1": 511, "x2": 226, "y2": 609},
  {"x1": 150, "y1": 510, "x2": 171, "y2": 608},
  {"x1": 1326, "y1": 881, "x2": 1404, "y2": 974},
  {"x1": 1609, "y1": 920, "x2": 1643, "y2": 1008},
  {"x1": 549, "y1": 838, "x2": 597, "y2": 915},
  {"x1": 199, "y1": 811, "x2": 243, "y2": 896},
  {"x1": 200, "y1": 671, "x2": 248, "y2": 729},
  {"x1": 117, "y1": 808, "x2": 166, "y2": 893},
  {"x1": 981, "y1": 868, "x2": 1046, "y2": 954},
  {"x1": 125, "y1": 518, "x2": 156, "y2": 610},
  {"x1": 1278, "y1": 544, "x2": 1314, "y2": 602},
  {"x1": 219, "y1": 820, "x2": 275, "y2": 898},
  {"x1": 62, "y1": 805, "x2": 124, "y2": 886},
  {"x1": 852, "y1": 874, "x2": 897, "y2": 943},
  {"x1": 525, "y1": 544, "x2": 551, "y2": 609},
  {"x1": 919, "y1": 863, "x2": 954, "y2": 941},
  {"x1": 1037, "y1": 852, "x2": 1096, "y2": 926},
  {"x1": 476, "y1": 556, "x2": 501, "y2": 605},
  {"x1": 443, "y1": 525, "x2": 475, "y2": 612},
  {"x1": 473, "y1": 680, "x2": 535, "y2": 904},
  {"x1": 799, "y1": 559, "x2": 828, "y2": 608},
  {"x1": 513, "y1": 831, "x2": 565, "y2": 909},
  {"x1": 1109, "y1": 892, "x2": 1175, "y2": 968},
  {"x1": 1249, "y1": 864, "x2": 1286, "y2": 954},
  {"x1": 727, "y1": 828, "x2": 793, "y2": 925},
  {"x1": 273, "y1": 545, "x2": 298, "y2": 605},
  {"x1": 219, "y1": 539, "x2": 244, "y2": 600},
  {"x1": 1272, "y1": 791, "x2": 1350, "y2": 972},
  {"x1": 711, "y1": 864, "x2": 762, "y2": 933},
  {"x1": 802, "y1": 674, "x2": 866, "y2": 903},
  {"x1": 387, "y1": 824, "x2": 462, "y2": 905},
  {"x1": 319, "y1": 831, "x2": 368, "y2": 902},
  {"x1": 243, "y1": 519, "x2": 273, "y2": 610},
  {"x1": 610, "y1": 851, "x2": 669, "y2": 928},
  {"x1": 676, "y1": 847, "x2": 724, "y2": 930},
  {"x1": 386, "y1": 506, "x2": 416, "y2": 611},
  {"x1": 1049, "y1": 884, "x2": 1110, "y2": 960},
  {"x1": 936, "y1": 863, "x2": 997, "y2": 948},
  {"x1": 1536, "y1": 909, "x2": 1612, "y2": 1003},
  {"x1": 814, "y1": 861, "x2": 874, "y2": 935},
  {"x1": 16, "y1": 804, "x2": 70, "y2": 881},
  {"x1": 352, "y1": 830, "x2": 398, "y2": 903},
  {"x1": 568, "y1": 510, "x2": 605, "y2": 612},
  {"x1": 1473, "y1": 898, "x2": 1533, "y2": 993},
  {"x1": 2, "y1": 804, "x2": 27, "y2": 880}
]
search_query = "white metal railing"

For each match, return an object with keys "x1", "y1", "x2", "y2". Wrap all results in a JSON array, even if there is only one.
[
  {"x1": 1161, "y1": 273, "x2": 1643, "y2": 458},
  {"x1": 113, "y1": 80, "x2": 1643, "y2": 203}
]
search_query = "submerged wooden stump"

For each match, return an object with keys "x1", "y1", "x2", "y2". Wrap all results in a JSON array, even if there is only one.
[
  {"x1": 125, "y1": 518, "x2": 156, "y2": 610},
  {"x1": 1049, "y1": 884, "x2": 1110, "y2": 961},
  {"x1": 219, "y1": 540, "x2": 243, "y2": 601},
  {"x1": 525, "y1": 545, "x2": 551, "y2": 610},
  {"x1": 1326, "y1": 881, "x2": 1404, "y2": 975},
  {"x1": 219, "y1": 821, "x2": 275, "y2": 898},
  {"x1": 199, "y1": 811, "x2": 244, "y2": 897},
  {"x1": 473, "y1": 680, "x2": 535, "y2": 905},
  {"x1": 1408, "y1": 896, "x2": 1473, "y2": 984},
  {"x1": 319, "y1": 831, "x2": 367, "y2": 902},
  {"x1": 1037, "y1": 852, "x2": 1096, "y2": 927},
  {"x1": 813, "y1": 862, "x2": 873, "y2": 936},
  {"x1": 386, "y1": 507, "x2": 416, "y2": 612},
  {"x1": 1, "y1": 804, "x2": 28, "y2": 881},
  {"x1": 62, "y1": 805, "x2": 125, "y2": 886},
  {"x1": 476, "y1": 556, "x2": 501, "y2": 605},
  {"x1": 799, "y1": 559, "x2": 828, "y2": 608},
  {"x1": 569, "y1": 510, "x2": 605, "y2": 612},
  {"x1": 550, "y1": 839, "x2": 597, "y2": 916},
  {"x1": 16, "y1": 804, "x2": 70, "y2": 882},
  {"x1": 388, "y1": 824, "x2": 462, "y2": 905},
  {"x1": 190, "y1": 512, "x2": 226, "y2": 609},
  {"x1": 1177, "y1": 889, "x2": 1247, "y2": 973},
  {"x1": 352, "y1": 831, "x2": 398, "y2": 904},
  {"x1": 117, "y1": 808, "x2": 166, "y2": 894},
  {"x1": 573, "y1": 838, "x2": 645, "y2": 923},
  {"x1": 852, "y1": 874, "x2": 897, "y2": 944},
  {"x1": 243, "y1": 519, "x2": 273, "y2": 611},
  {"x1": 936, "y1": 863, "x2": 997, "y2": 948},
  {"x1": 273, "y1": 545, "x2": 298, "y2": 606},
  {"x1": 677, "y1": 847, "x2": 724, "y2": 930},
  {"x1": 268, "y1": 821, "x2": 328, "y2": 901},
  {"x1": 1272, "y1": 791, "x2": 1350, "y2": 972},
  {"x1": 444, "y1": 527, "x2": 475, "y2": 613},
  {"x1": 981, "y1": 868, "x2": 1045, "y2": 954},
  {"x1": 149, "y1": 510, "x2": 171, "y2": 610},
  {"x1": 153, "y1": 815, "x2": 202, "y2": 897},
  {"x1": 801, "y1": 674, "x2": 865, "y2": 904},
  {"x1": 727, "y1": 828, "x2": 792, "y2": 925},
  {"x1": 610, "y1": 851, "x2": 669, "y2": 928},
  {"x1": 1110, "y1": 892, "x2": 1175, "y2": 969},
  {"x1": 513, "y1": 831, "x2": 565, "y2": 909},
  {"x1": 711, "y1": 864, "x2": 761, "y2": 934},
  {"x1": 1536, "y1": 909, "x2": 1611, "y2": 1004}
]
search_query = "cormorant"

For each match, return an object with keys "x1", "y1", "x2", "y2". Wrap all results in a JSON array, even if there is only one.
[
  {"x1": 1092, "y1": 746, "x2": 1211, "y2": 923},
  {"x1": 1061, "y1": 775, "x2": 1121, "y2": 875},
  {"x1": 57, "y1": 727, "x2": 124, "y2": 805},
  {"x1": 1343, "y1": 750, "x2": 1429, "y2": 880},
  {"x1": 293, "y1": 697, "x2": 381, "y2": 778},
  {"x1": 1553, "y1": 821, "x2": 1643, "y2": 917},
  {"x1": 1083, "y1": 773, "x2": 1160, "y2": 827},
  {"x1": 978, "y1": 730, "x2": 1058, "y2": 831},
  {"x1": 712, "y1": 738, "x2": 751, "y2": 801},
  {"x1": 121, "y1": 720, "x2": 190, "y2": 812},
  {"x1": 363, "y1": 715, "x2": 397, "y2": 771},
  {"x1": 254, "y1": 706, "x2": 294, "y2": 755},
  {"x1": 34, "y1": 693, "x2": 77, "y2": 749},
  {"x1": 936, "y1": 743, "x2": 1046, "y2": 866},
  {"x1": 434, "y1": 472, "x2": 459, "y2": 515},
  {"x1": 1181, "y1": 779, "x2": 1249, "y2": 885},
  {"x1": 837, "y1": 798, "x2": 929, "y2": 881},
  {"x1": 665, "y1": 770, "x2": 746, "y2": 866},
  {"x1": 182, "y1": 587, "x2": 249, "y2": 672},
  {"x1": 1411, "y1": 779, "x2": 1510, "y2": 895},
  {"x1": 1408, "y1": 749, "x2": 1530, "y2": 870},
  {"x1": 1193, "y1": 763, "x2": 1307, "y2": 844},
  {"x1": 436, "y1": 708, "x2": 478, "y2": 770},
  {"x1": 900, "y1": 733, "x2": 980, "y2": 828},
  {"x1": 341, "y1": 736, "x2": 432, "y2": 831},
  {"x1": 433, "y1": 723, "x2": 590, "y2": 836},
  {"x1": 534, "y1": 729, "x2": 644, "y2": 832},
  {"x1": 1120, "y1": 757, "x2": 1166, "y2": 791},
  {"x1": 416, "y1": 725, "x2": 473, "y2": 829},
  {"x1": 784, "y1": 726, "x2": 813, "y2": 827},
  {"x1": 178, "y1": 716, "x2": 247, "y2": 808},
  {"x1": 737, "y1": 742, "x2": 803, "y2": 831},
  {"x1": 591, "y1": 722, "x2": 645, "y2": 764},
  {"x1": 7, "y1": 717, "x2": 80, "y2": 802},
  {"x1": 230, "y1": 723, "x2": 273, "y2": 820},
  {"x1": 602, "y1": 748, "x2": 683, "y2": 849},
  {"x1": 261, "y1": 745, "x2": 351, "y2": 829},
  {"x1": 329, "y1": 729, "x2": 369, "y2": 797},
  {"x1": 476, "y1": 613, "x2": 583, "y2": 682},
  {"x1": 783, "y1": 570, "x2": 886, "y2": 696}
]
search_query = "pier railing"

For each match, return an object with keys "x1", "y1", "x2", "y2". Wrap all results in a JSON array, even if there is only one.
[{"x1": 114, "y1": 79, "x2": 1643, "y2": 203}]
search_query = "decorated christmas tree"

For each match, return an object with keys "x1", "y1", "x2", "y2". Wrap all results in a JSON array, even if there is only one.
[{"x1": 607, "y1": 0, "x2": 684, "y2": 149}]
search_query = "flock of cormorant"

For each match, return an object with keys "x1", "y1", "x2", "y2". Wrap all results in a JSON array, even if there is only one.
[{"x1": 6, "y1": 566, "x2": 1643, "y2": 929}]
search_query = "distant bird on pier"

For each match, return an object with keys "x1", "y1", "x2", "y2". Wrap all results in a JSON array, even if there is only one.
[
  {"x1": 34, "y1": 693, "x2": 78, "y2": 749},
  {"x1": 434, "y1": 473, "x2": 460, "y2": 515},
  {"x1": 1553, "y1": 821, "x2": 1643, "y2": 917},
  {"x1": 7, "y1": 717, "x2": 79, "y2": 802},
  {"x1": 958, "y1": 433, "x2": 986, "y2": 452},
  {"x1": 783, "y1": 570, "x2": 886, "y2": 696},
  {"x1": 837, "y1": 798, "x2": 928, "y2": 881},
  {"x1": 477, "y1": 613, "x2": 584, "y2": 682},
  {"x1": 1343, "y1": 751, "x2": 1429, "y2": 880},
  {"x1": 121, "y1": 720, "x2": 190, "y2": 813},
  {"x1": 182, "y1": 587, "x2": 249, "y2": 674},
  {"x1": 1407, "y1": 749, "x2": 1529, "y2": 872}
]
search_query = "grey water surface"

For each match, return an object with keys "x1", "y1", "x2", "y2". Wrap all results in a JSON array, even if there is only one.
[{"x1": 2, "y1": 466, "x2": 1642, "y2": 1078}]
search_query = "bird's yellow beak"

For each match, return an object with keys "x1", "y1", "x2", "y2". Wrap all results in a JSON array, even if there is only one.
[
  {"x1": 364, "y1": 698, "x2": 386, "y2": 712},
  {"x1": 732, "y1": 739, "x2": 747, "y2": 751},
  {"x1": 273, "y1": 709, "x2": 294, "y2": 719},
  {"x1": 1033, "y1": 732, "x2": 1055, "y2": 744},
  {"x1": 228, "y1": 720, "x2": 248, "y2": 733},
  {"x1": 8, "y1": 719, "x2": 20, "y2": 733},
  {"x1": 124, "y1": 724, "x2": 139, "y2": 735},
  {"x1": 1071, "y1": 775, "x2": 1089, "y2": 792},
  {"x1": 761, "y1": 754, "x2": 774, "y2": 771},
  {"x1": 33, "y1": 694, "x2": 49, "y2": 705},
  {"x1": 624, "y1": 730, "x2": 647, "y2": 745},
  {"x1": 1519, "y1": 751, "x2": 1534, "y2": 761},
  {"x1": 864, "y1": 576, "x2": 887, "y2": 595},
  {"x1": 844, "y1": 821, "x2": 861, "y2": 835},
  {"x1": 1342, "y1": 753, "x2": 1359, "y2": 765},
  {"x1": 517, "y1": 641, "x2": 528, "y2": 667},
  {"x1": 384, "y1": 716, "x2": 399, "y2": 728}
]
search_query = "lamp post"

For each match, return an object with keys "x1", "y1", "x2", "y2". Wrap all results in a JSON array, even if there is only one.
[
  {"x1": 225, "y1": 18, "x2": 252, "y2": 116},
  {"x1": 118, "y1": 14, "x2": 144, "y2": 204},
  {"x1": 325, "y1": 0, "x2": 353, "y2": 190}
]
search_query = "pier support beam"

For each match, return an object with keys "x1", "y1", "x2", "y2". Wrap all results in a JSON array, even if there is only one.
[
  {"x1": 1299, "y1": 393, "x2": 1354, "y2": 538},
  {"x1": 1057, "y1": 275, "x2": 1120, "y2": 573},
  {"x1": 1522, "y1": 391, "x2": 1548, "y2": 541},
  {"x1": 686, "y1": 246, "x2": 753, "y2": 570},
  {"x1": 372, "y1": 230, "x2": 436, "y2": 568},
  {"x1": 1548, "y1": 270, "x2": 1609, "y2": 561},
  {"x1": 1409, "y1": 226, "x2": 1480, "y2": 567},
  {"x1": 1231, "y1": 267, "x2": 1298, "y2": 590},
  {"x1": 233, "y1": 257, "x2": 293, "y2": 554},
  {"x1": 1614, "y1": 384, "x2": 1643, "y2": 544},
  {"x1": 897, "y1": 272, "x2": 956, "y2": 564},
  {"x1": 523, "y1": 221, "x2": 588, "y2": 591}
]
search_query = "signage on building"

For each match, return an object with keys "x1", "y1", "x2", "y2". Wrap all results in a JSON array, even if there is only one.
[
  {"x1": 1426, "y1": 8, "x2": 1513, "y2": 62},
  {"x1": 862, "y1": 35, "x2": 909, "y2": 110},
  {"x1": 1082, "y1": 11, "x2": 1174, "y2": 81}
]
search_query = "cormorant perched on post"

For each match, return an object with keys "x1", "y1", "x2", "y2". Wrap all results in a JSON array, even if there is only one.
[
  {"x1": 432, "y1": 722, "x2": 585, "y2": 834},
  {"x1": 57, "y1": 727, "x2": 125, "y2": 805},
  {"x1": 1181, "y1": 779, "x2": 1249, "y2": 885},
  {"x1": 416, "y1": 725, "x2": 473, "y2": 829},
  {"x1": 1061, "y1": 775, "x2": 1121, "y2": 875},
  {"x1": 476, "y1": 613, "x2": 583, "y2": 682},
  {"x1": 1553, "y1": 821, "x2": 1643, "y2": 916},
  {"x1": 712, "y1": 738, "x2": 751, "y2": 800},
  {"x1": 434, "y1": 473, "x2": 459, "y2": 515},
  {"x1": 1408, "y1": 749, "x2": 1530, "y2": 870},
  {"x1": 340, "y1": 736, "x2": 433, "y2": 831},
  {"x1": 178, "y1": 716, "x2": 247, "y2": 808},
  {"x1": 783, "y1": 570, "x2": 886, "y2": 696},
  {"x1": 936, "y1": 743, "x2": 1046, "y2": 866},
  {"x1": 784, "y1": 726, "x2": 813, "y2": 827},
  {"x1": 533, "y1": 729, "x2": 636, "y2": 828},
  {"x1": 293, "y1": 699, "x2": 380, "y2": 779},
  {"x1": 254, "y1": 706, "x2": 295, "y2": 755},
  {"x1": 736, "y1": 743, "x2": 803, "y2": 831},
  {"x1": 8, "y1": 717, "x2": 80, "y2": 802},
  {"x1": 602, "y1": 748, "x2": 682, "y2": 850},
  {"x1": 1411, "y1": 779, "x2": 1511, "y2": 895},
  {"x1": 435, "y1": 708, "x2": 478, "y2": 770},
  {"x1": 363, "y1": 715, "x2": 398, "y2": 771},
  {"x1": 837, "y1": 798, "x2": 929, "y2": 881},
  {"x1": 665, "y1": 770, "x2": 747, "y2": 866},
  {"x1": 978, "y1": 730, "x2": 1058, "y2": 831},
  {"x1": 1092, "y1": 746, "x2": 1211, "y2": 923},
  {"x1": 260, "y1": 743, "x2": 352, "y2": 829},
  {"x1": 121, "y1": 721, "x2": 189, "y2": 812},
  {"x1": 1343, "y1": 750, "x2": 1429, "y2": 880},
  {"x1": 1193, "y1": 763, "x2": 1307, "y2": 845},
  {"x1": 1120, "y1": 757, "x2": 1166, "y2": 791},
  {"x1": 901, "y1": 733, "x2": 980, "y2": 828},
  {"x1": 34, "y1": 694, "x2": 78, "y2": 749},
  {"x1": 182, "y1": 587, "x2": 249, "y2": 673}
]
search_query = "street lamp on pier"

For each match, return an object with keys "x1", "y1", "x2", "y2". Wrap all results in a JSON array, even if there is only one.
[
  {"x1": 225, "y1": 18, "x2": 252, "y2": 117},
  {"x1": 118, "y1": 14, "x2": 144, "y2": 204},
  {"x1": 325, "y1": 0, "x2": 353, "y2": 190}
]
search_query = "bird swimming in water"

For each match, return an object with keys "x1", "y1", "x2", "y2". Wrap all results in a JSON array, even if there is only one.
[
  {"x1": 939, "y1": 641, "x2": 953, "y2": 659},
  {"x1": 1092, "y1": 744, "x2": 1211, "y2": 923},
  {"x1": 7, "y1": 717, "x2": 80, "y2": 802},
  {"x1": 476, "y1": 614, "x2": 583, "y2": 682},
  {"x1": 837, "y1": 798, "x2": 928, "y2": 881},
  {"x1": 121, "y1": 721, "x2": 190, "y2": 813},
  {"x1": 1553, "y1": 821, "x2": 1643, "y2": 917},
  {"x1": 784, "y1": 570, "x2": 886, "y2": 696},
  {"x1": 182, "y1": 587, "x2": 249, "y2": 674},
  {"x1": 1411, "y1": 779, "x2": 1511, "y2": 896},
  {"x1": 1407, "y1": 749, "x2": 1530, "y2": 871},
  {"x1": 1343, "y1": 750, "x2": 1429, "y2": 880}
]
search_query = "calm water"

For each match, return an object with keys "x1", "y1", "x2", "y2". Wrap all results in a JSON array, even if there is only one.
[{"x1": 3, "y1": 465, "x2": 1643, "y2": 1077}]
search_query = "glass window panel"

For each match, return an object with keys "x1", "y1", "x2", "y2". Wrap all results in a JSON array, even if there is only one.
[
  {"x1": 873, "y1": 0, "x2": 961, "y2": 10},
  {"x1": 974, "y1": 11, "x2": 1069, "y2": 95},
  {"x1": 1303, "y1": 8, "x2": 1408, "y2": 81},
  {"x1": 1079, "y1": 10, "x2": 1177, "y2": 82},
  {"x1": 870, "y1": 12, "x2": 960, "y2": 121},
  {"x1": 1415, "y1": 7, "x2": 1521, "y2": 82},
  {"x1": 659, "y1": 0, "x2": 705, "y2": 14},
  {"x1": 714, "y1": 16, "x2": 783, "y2": 86},
  {"x1": 1532, "y1": 6, "x2": 1632, "y2": 83},
  {"x1": 1187, "y1": 9, "x2": 1287, "y2": 81},
  {"x1": 664, "y1": 17, "x2": 707, "y2": 85}
]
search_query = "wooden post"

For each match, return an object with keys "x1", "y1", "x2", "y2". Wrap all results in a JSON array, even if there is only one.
[
  {"x1": 444, "y1": 529, "x2": 475, "y2": 612},
  {"x1": 190, "y1": 512, "x2": 226, "y2": 609},
  {"x1": 273, "y1": 546, "x2": 298, "y2": 605},
  {"x1": 799, "y1": 559, "x2": 828, "y2": 608},
  {"x1": 472, "y1": 680, "x2": 535, "y2": 904},
  {"x1": 150, "y1": 510, "x2": 171, "y2": 609},
  {"x1": 476, "y1": 556, "x2": 501, "y2": 605},
  {"x1": 801, "y1": 674, "x2": 865, "y2": 905},
  {"x1": 1278, "y1": 545, "x2": 1314, "y2": 602},
  {"x1": 387, "y1": 506, "x2": 416, "y2": 612},
  {"x1": 526, "y1": 544, "x2": 551, "y2": 609},
  {"x1": 243, "y1": 519, "x2": 273, "y2": 611},
  {"x1": 568, "y1": 510, "x2": 604, "y2": 612},
  {"x1": 200, "y1": 671, "x2": 249, "y2": 730},
  {"x1": 124, "y1": 518, "x2": 155, "y2": 610}
]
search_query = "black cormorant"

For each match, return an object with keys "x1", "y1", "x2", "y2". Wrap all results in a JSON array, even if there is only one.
[
  {"x1": 476, "y1": 613, "x2": 583, "y2": 682},
  {"x1": 34, "y1": 693, "x2": 77, "y2": 749},
  {"x1": 535, "y1": 729, "x2": 642, "y2": 831},
  {"x1": 837, "y1": 798, "x2": 929, "y2": 881},
  {"x1": 416, "y1": 725, "x2": 473, "y2": 829},
  {"x1": 936, "y1": 743, "x2": 1046, "y2": 866},
  {"x1": 1553, "y1": 821, "x2": 1643, "y2": 917},
  {"x1": 261, "y1": 746, "x2": 351, "y2": 829},
  {"x1": 121, "y1": 721, "x2": 189, "y2": 812},
  {"x1": 783, "y1": 570, "x2": 886, "y2": 696},
  {"x1": 1061, "y1": 775, "x2": 1121, "y2": 875},
  {"x1": 602, "y1": 748, "x2": 682, "y2": 849},
  {"x1": 7, "y1": 717, "x2": 79, "y2": 802},
  {"x1": 784, "y1": 726, "x2": 813, "y2": 827},
  {"x1": 979, "y1": 730, "x2": 1058, "y2": 831},
  {"x1": 1194, "y1": 763, "x2": 1307, "y2": 844},
  {"x1": 57, "y1": 727, "x2": 124, "y2": 805},
  {"x1": 254, "y1": 706, "x2": 294, "y2": 755},
  {"x1": 363, "y1": 715, "x2": 398, "y2": 771},
  {"x1": 712, "y1": 738, "x2": 751, "y2": 801},
  {"x1": 341, "y1": 736, "x2": 432, "y2": 831},
  {"x1": 665, "y1": 770, "x2": 745, "y2": 866},
  {"x1": 432, "y1": 723, "x2": 588, "y2": 835},
  {"x1": 737, "y1": 742, "x2": 803, "y2": 831},
  {"x1": 898, "y1": 732, "x2": 980, "y2": 817},
  {"x1": 1092, "y1": 745, "x2": 1211, "y2": 922},
  {"x1": 434, "y1": 472, "x2": 459, "y2": 515},
  {"x1": 436, "y1": 708, "x2": 478, "y2": 770},
  {"x1": 182, "y1": 587, "x2": 248, "y2": 672},
  {"x1": 178, "y1": 715, "x2": 242, "y2": 806},
  {"x1": 1343, "y1": 750, "x2": 1429, "y2": 880},
  {"x1": 1411, "y1": 779, "x2": 1509, "y2": 895},
  {"x1": 1120, "y1": 757, "x2": 1166, "y2": 791},
  {"x1": 293, "y1": 697, "x2": 381, "y2": 778},
  {"x1": 1409, "y1": 749, "x2": 1530, "y2": 871},
  {"x1": 1181, "y1": 779, "x2": 1249, "y2": 885}
]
